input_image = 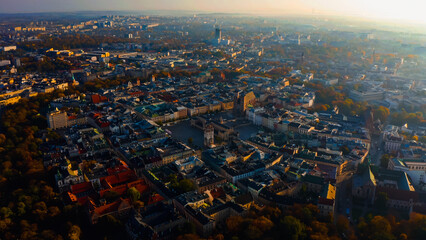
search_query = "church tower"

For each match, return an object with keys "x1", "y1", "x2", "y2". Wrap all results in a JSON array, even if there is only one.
[{"x1": 204, "y1": 123, "x2": 214, "y2": 148}]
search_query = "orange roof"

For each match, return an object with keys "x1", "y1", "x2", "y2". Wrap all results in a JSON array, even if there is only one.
[
  {"x1": 67, "y1": 192, "x2": 78, "y2": 202},
  {"x1": 92, "y1": 94, "x2": 101, "y2": 104},
  {"x1": 99, "y1": 179, "x2": 149, "y2": 198},
  {"x1": 91, "y1": 94, "x2": 108, "y2": 104},
  {"x1": 100, "y1": 170, "x2": 137, "y2": 187},
  {"x1": 130, "y1": 91, "x2": 144, "y2": 96},
  {"x1": 120, "y1": 160, "x2": 129, "y2": 168}
]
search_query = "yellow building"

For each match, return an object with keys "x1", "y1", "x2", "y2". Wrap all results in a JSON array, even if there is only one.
[{"x1": 0, "y1": 96, "x2": 21, "y2": 106}]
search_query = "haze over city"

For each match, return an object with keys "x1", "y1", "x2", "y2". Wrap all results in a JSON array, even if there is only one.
[{"x1": 2, "y1": 0, "x2": 426, "y2": 23}]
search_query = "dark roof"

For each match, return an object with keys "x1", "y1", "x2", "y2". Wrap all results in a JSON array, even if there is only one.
[
  {"x1": 376, "y1": 186, "x2": 419, "y2": 202},
  {"x1": 234, "y1": 193, "x2": 253, "y2": 205},
  {"x1": 302, "y1": 174, "x2": 325, "y2": 185},
  {"x1": 185, "y1": 205, "x2": 211, "y2": 225},
  {"x1": 288, "y1": 122, "x2": 301, "y2": 128}
]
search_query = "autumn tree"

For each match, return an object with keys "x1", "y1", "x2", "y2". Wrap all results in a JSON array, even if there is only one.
[
  {"x1": 67, "y1": 225, "x2": 81, "y2": 240},
  {"x1": 374, "y1": 106, "x2": 390, "y2": 122},
  {"x1": 127, "y1": 187, "x2": 140, "y2": 203}
]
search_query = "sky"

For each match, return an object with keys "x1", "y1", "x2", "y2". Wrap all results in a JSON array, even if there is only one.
[{"x1": 2, "y1": 0, "x2": 426, "y2": 23}]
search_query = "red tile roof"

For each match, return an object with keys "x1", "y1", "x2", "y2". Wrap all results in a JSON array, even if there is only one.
[
  {"x1": 376, "y1": 186, "x2": 419, "y2": 202},
  {"x1": 99, "y1": 179, "x2": 149, "y2": 198},
  {"x1": 91, "y1": 94, "x2": 108, "y2": 104},
  {"x1": 92, "y1": 198, "x2": 131, "y2": 217},
  {"x1": 100, "y1": 170, "x2": 137, "y2": 188},
  {"x1": 210, "y1": 187, "x2": 225, "y2": 199},
  {"x1": 107, "y1": 165, "x2": 130, "y2": 175},
  {"x1": 148, "y1": 194, "x2": 164, "y2": 205},
  {"x1": 71, "y1": 182, "x2": 93, "y2": 194}
]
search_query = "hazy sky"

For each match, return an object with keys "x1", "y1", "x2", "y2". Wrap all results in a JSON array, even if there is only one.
[{"x1": 2, "y1": 0, "x2": 426, "y2": 23}]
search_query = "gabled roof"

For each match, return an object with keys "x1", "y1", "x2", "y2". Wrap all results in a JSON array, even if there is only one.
[
  {"x1": 99, "y1": 179, "x2": 148, "y2": 198},
  {"x1": 100, "y1": 169, "x2": 137, "y2": 188},
  {"x1": 353, "y1": 166, "x2": 376, "y2": 189},
  {"x1": 92, "y1": 198, "x2": 131, "y2": 216},
  {"x1": 106, "y1": 165, "x2": 130, "y2": 175},
  {"x1": 376, "y1": 186, "x2": 419, "y2": 202}
]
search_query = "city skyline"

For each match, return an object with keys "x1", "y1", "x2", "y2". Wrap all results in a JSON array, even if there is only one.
[
  {"x1": 2, "y1": 0, "x2": 426, "y2": 23},
  {"x1": 1, "y1": 3, "x2": 426, "y2": 239}
]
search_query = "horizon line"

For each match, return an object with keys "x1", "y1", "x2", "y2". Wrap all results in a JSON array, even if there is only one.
[{"x1": 1, "y1": 9, "x2": 425, "y2": 30}]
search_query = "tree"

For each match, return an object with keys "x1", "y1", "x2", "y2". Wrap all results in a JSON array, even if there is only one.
[
  {"x1": 408, "y1": 213, "x2": 426, "y2": 239},
  {"x1": 40, "y1": 230, "x2": 61, "y2": 240},
  {"x1": 0, "y1": 133, "x2": 6, "y2": 145},
  {"x1": 281, "y1": 216, "x2": 305, "y2": 240},
  {"x1": 32, "y1": 201, "x2": 48, "y2": 221},
  {"x1": 252, "y1": 216, "x2": 274, "y2": 232},
  {"x1": 357, "y1": 218, "x2": 369, "y2": 239},
  {"x1": 336, "y1": 215, "x2": 350, "y2": 234},
  {"x1": 398, "y1": 233, "x2": 408, "y2": 240},
  {"x1": 309, "y1": 220, "x2": 329, "y2": 239},
  {"x1": 374, "y1": 106, "x2": 390, "y2": 122},
  {"x1": 68, "y1": 225, "x2": 81, "y2": 240},
  {"x1": 0, "y1": 207, "x2": 13, "y2": 219},
  {"x1": 178, "y1": 179, "x2": 195, "y2": 193},
  {"x1": 369, "y1": 216, "x2": 394, "y2": 240},
  {"x1": 16, "y1": 202, "x2": 26, "y2": 216},
  {"x1": 127, "y1": 187, "x2": 140, "y2": 203},
  {"x1": 41, "y1": 185, "x2": 56, "y2": 201},
  {"x1": 261, "y1": 206, "x2": 282, "y2": 222},
  {"x1": 47, "y1": 206, "x2": 61, "y2": 218}
]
